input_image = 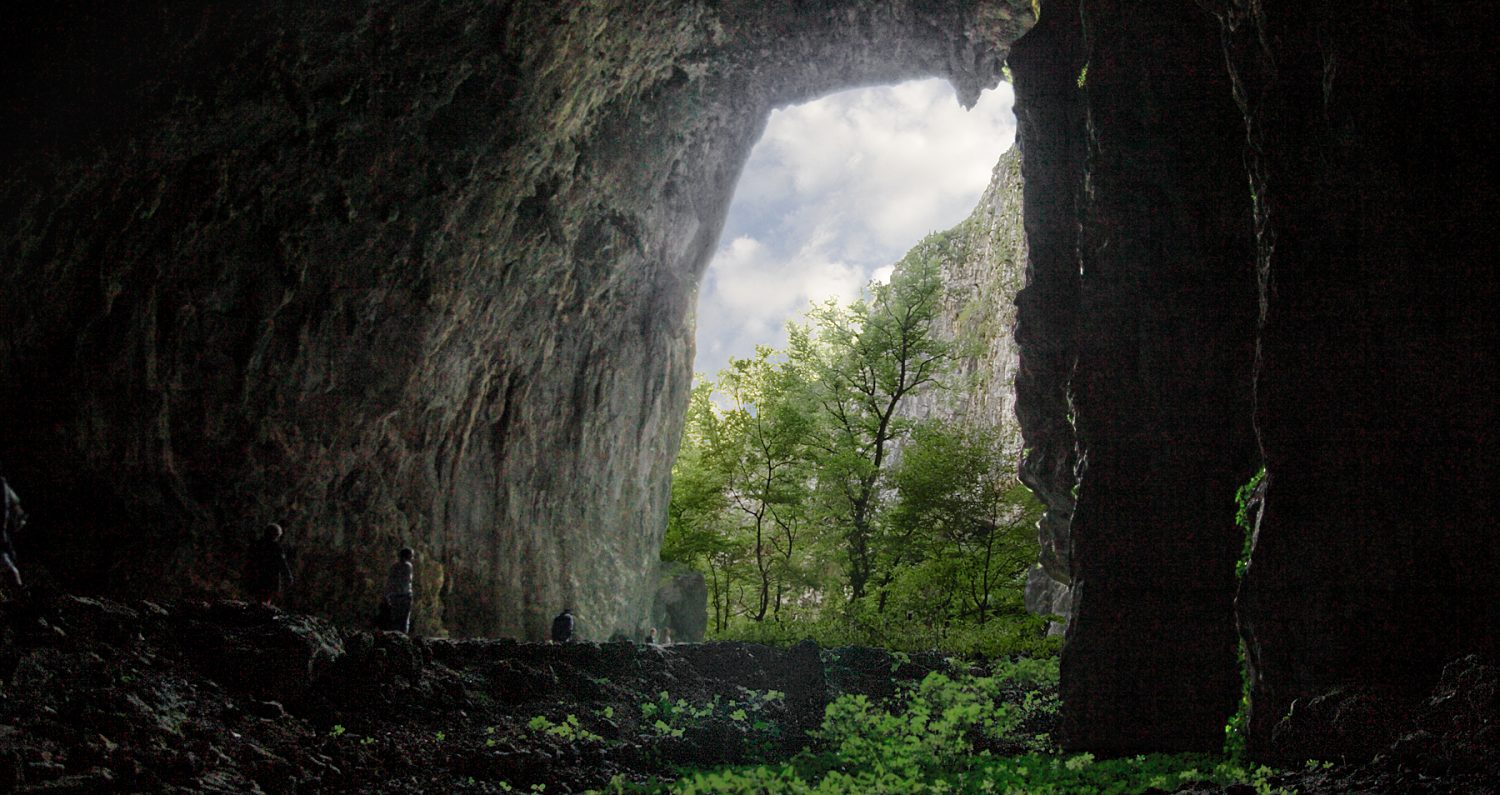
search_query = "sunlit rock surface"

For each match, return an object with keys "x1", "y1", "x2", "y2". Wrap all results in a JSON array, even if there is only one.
[
  {"x1": 899, "y1": 145, "x2": 1027, "y2": 443},
  {"x1": 0, "y1": 1, "x2": 1030, "y2": 638},
  {"x1": 888, "y1": 144, "x2": 1074, "y2": 631}
]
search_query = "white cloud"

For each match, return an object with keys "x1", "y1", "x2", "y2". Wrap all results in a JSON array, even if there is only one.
[{"x1": 694, "y1": 78, "x2": 1017, "y2": 376}]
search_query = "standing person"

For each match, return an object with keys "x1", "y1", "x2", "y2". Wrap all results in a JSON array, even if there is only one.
[
  {"x1": 1, "y1": 463, "x2": 27, "y2": 590},
  {"x1": 248, "y1": 523, "x2": 294, "y2": 606},
  {"x1": 383, "y1": 546, "x2": 415, "y2": 634},
  {"x1": 550, "y1": 607, "x2": 574, "y2": 643}
]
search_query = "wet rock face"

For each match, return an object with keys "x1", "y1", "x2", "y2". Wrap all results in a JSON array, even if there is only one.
[
  {"x1": 1216, "y1": 0, "x2": 1500, "y2": 757},
  {"x1": 1011, "y1": 0, "x2": 1258, "y2": 753},
  {"x1": 1010, "y1": 0, "x2": 1499, "y2": 757},
  {"x1": 0, "y1": 1, "x2": 1030, "y2": 638}
]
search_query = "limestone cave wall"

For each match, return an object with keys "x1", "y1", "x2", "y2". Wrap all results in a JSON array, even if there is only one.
[
  {"x1": 1010, "y1": 0, "x2": 1498, "y2": 756},
  {"x1": 4, "y1": 0, "x2": 1496, "y2": 761},
  {"x1": 1215, "y1": 0, "x2": 1500, "y2": 759},
  {"x1": 0, "y1": 1, "x2": 1029, "y2": 639}
]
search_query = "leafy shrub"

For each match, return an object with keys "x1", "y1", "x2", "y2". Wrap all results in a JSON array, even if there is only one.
[
  {"x1": 527, "y1": 713, "x2": 602, "y2": 742},
  {"x1": 598, "y1": 659, "x2": 1289, "y2": 795}
]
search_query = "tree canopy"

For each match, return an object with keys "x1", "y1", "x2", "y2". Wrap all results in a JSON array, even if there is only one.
[{"x1": 666, "y1": 253, "x2": 1052, "y2": 656}]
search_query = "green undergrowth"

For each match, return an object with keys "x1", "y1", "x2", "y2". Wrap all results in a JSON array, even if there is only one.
[
  {"x1": 595, "y1": 658, "x2": 1288, "y2": 794},
  {"x1": 627, "y1": 753, "x2": 1280, "y2": 795},
  {"x1": 715, "y1": 610, "x2": 1064, "y2": 660}
]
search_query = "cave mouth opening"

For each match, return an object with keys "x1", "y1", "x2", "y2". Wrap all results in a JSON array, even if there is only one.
[
  {"x1": 692, "y1": 77, "x2": 1018, "y2": 380},
  {"x1": 667, "y1": 73, "x2": 1030, "y2": 641}
]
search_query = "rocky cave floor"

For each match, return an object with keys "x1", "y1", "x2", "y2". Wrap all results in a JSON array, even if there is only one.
[{"x1": 0, "y1": 593, "x2": 1496, "y2": 793}]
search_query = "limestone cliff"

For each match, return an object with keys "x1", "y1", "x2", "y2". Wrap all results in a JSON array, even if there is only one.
[
  {"x1": 887, "y1": 144, "x2": 1072, "y2": 630},
  {"x1": 898, "y1": 147, "x2": 1025, "y2": 443},
  {"x1": 0, "y1": 1, "x2": 1030, "y2": 639},
  {"x1": 1008, "y1": 0, "x2": 1498, "y2": 757}
]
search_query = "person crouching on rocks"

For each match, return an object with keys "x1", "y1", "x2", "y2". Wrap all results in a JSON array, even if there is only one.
[
  {"x1": 248, "y1": 522, "x2": 294, "y2": 606},
  {"x1": 551, "y1": 607, "x2": 575, "y2": 643},
  {"x1": 383, "y1": 546, "x2": 415, "y2": 634}
]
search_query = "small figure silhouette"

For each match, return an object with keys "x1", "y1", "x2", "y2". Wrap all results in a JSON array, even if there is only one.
[
  {"x1": 248, "y1": 523, "x2": 294, "y2": 606},
  {"x1": 383, "y1": 547, "x2": 415, "y2": 634},
  {"x1": 551, "y1": 607, "x2": 575, "y2": 643}
]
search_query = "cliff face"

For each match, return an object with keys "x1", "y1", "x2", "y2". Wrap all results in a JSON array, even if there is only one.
[
  {"x1": 1215, "y1": 0, "x2": 1500, "y2": 760},
  {"x1": 0, "y1": 1, "x2": 1027, "y2": 639},
  {"x1": 900, "y1": 146, "x2": 1026, "y2": 443},
  {"x1": 1010, "y1": 0, "x2": 1498, "y2": 756},
  {"x1": 887, "y1": 145, "x2": 1073, "y2": 630}
]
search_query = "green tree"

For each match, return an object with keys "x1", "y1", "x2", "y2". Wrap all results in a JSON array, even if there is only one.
[
  {"x1": 717, "y1": 347, "x2": 815, "y2": 622},
  {"x1": 887, "y1": 420, "x2": 1043, "y2": 628},
  {"x1": 790, "y1": 252, "x2": 952, "y2": 605},
  {"x1": 664, "y1": 381, "x2": 741, "y2": 632}
]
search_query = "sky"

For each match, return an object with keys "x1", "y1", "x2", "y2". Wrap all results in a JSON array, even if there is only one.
[{"x1": 692, "y1": 78, "x2": 1018, "y2": 378}]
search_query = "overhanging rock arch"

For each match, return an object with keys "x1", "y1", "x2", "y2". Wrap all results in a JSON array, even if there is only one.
[{"x1": 0, "y1": 0, "x2": 1031, "y2": 640}]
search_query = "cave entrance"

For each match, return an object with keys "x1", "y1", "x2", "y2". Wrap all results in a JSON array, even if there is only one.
[{"x1": 670, "y1": 75, "x2": 1032, "y2": 639}]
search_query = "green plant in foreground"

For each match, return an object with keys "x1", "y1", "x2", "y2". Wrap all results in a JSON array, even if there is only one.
[
  {"x1": 640, "y1": 689, "x2": 785, "y2": 747},
  {"x1": 594, "y1": 659, "x2": 1290, "y2": 795},
  {"x1": 1225, "y1": 466, "x2": 1267, "y2": 759},
  {"x1": 1234, "y1": 466, "x2": 1266, "y2": 579},
  {"x1": 528, "y1": 713, "x2": 603, "y2": 742}
]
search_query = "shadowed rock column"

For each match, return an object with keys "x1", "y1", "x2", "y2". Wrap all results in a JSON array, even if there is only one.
[
  {"x1": 1010, "y1": 0, "x2": 1086, "y2": 632},
  {"x1": 1215, "y1": 0, "x2": 1500, "y2": 758},
  {"x1": 1053, "y1": 0, "x2": 1258, "y2": 753}
]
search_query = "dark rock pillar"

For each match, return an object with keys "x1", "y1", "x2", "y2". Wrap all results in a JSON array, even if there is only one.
[
  {"x1": 1216, "y1": 1, "x2": 1500, "y2": 757},
  {"x1": 1010, "y1": 0, "x2": 1086, "y2": 630},
  {"x1": 1015, "y1": 0, "x2": 1260, "y2": 752}
]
